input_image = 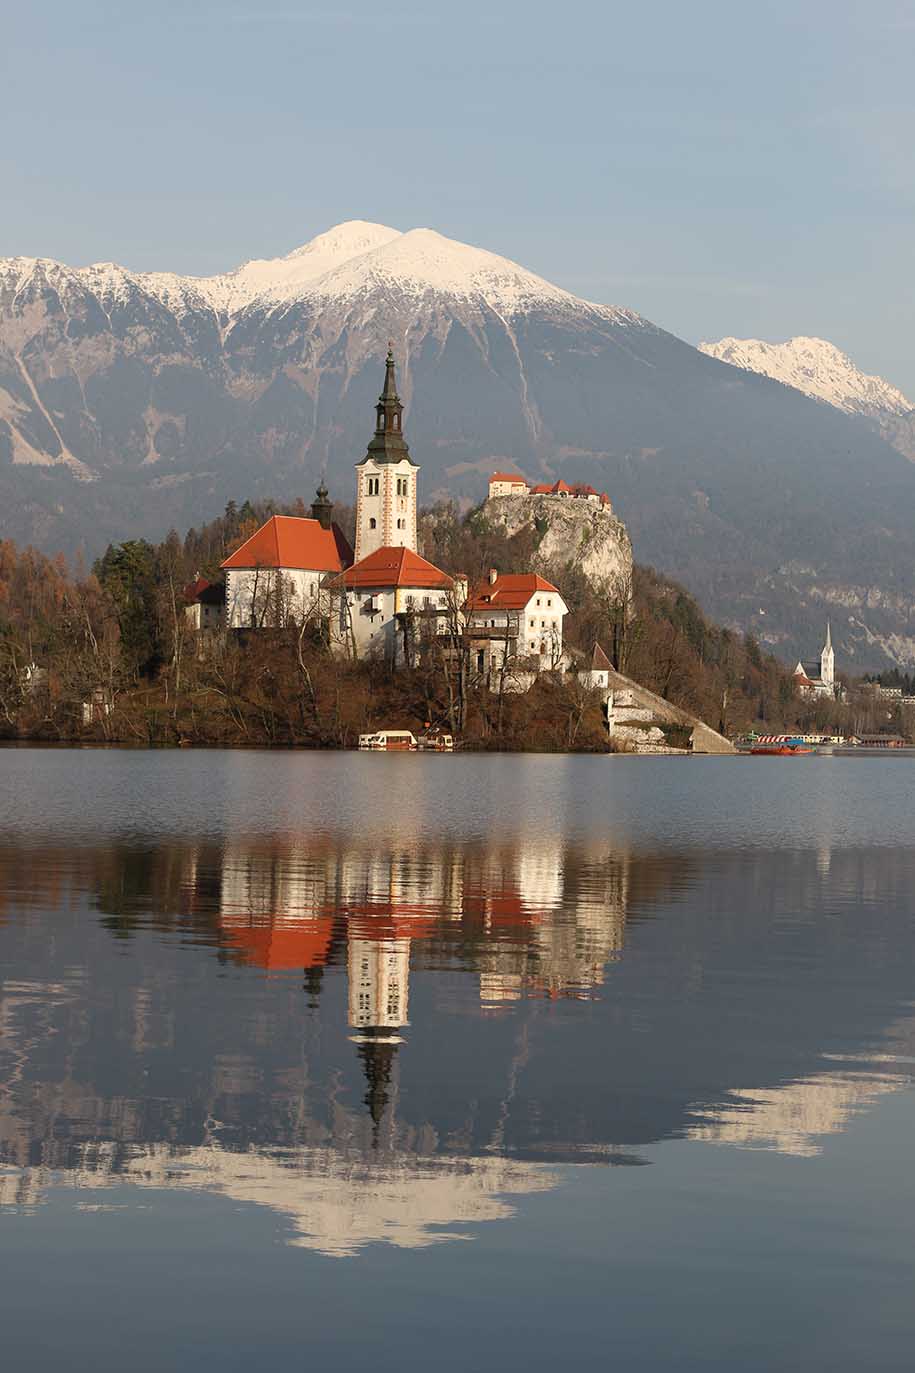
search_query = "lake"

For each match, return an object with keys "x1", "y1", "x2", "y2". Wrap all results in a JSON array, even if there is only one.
[{"x1": 2, "y1": 748, "x2": 915, "y2": 1370}]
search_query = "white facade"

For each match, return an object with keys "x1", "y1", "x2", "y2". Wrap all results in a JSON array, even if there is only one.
[
  {"x1": 334, "y1": 583, "x2": 453, "y2": 665},
  {"x1": 348, "y1": 937, "x2": 411, "y2": 1032},
  {"x1": 354, "y1": 457, "x2": 418, "y2": 561},
  {"x1": 468, "y1": 586, "x2": 567, "y2": 676},
  {"x1": 225, "y1": 566, "x2": 327, "y2": 630},
  {"x1": 488, "y1": 476, "x2": 529, "y2": 498}
]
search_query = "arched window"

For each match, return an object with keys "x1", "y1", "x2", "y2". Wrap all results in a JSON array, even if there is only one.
[{"x1": 369, "y1": 517, "x2": 377, "y2": 529}]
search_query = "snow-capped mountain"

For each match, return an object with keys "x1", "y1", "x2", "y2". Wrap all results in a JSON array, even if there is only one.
[
  {"x1": 698, "y1": 335, "x2": 913, "y2": 419},
  {"x1": 5, "y1": 221, "x2": 915, "y2": 668}
]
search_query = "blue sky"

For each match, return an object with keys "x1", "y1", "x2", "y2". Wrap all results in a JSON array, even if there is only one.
[{"x1": 4, "y1": 0, "x2": 914, "y2": 390}]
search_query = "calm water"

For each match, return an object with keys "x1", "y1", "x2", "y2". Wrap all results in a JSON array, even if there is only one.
[{"x1": 2, "y1": 749, "x2": 915, "y2": 1370}]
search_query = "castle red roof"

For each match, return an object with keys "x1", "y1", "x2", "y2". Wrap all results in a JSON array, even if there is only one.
[
  {"x1": 330, "y1": 545, "x2": 454, "y2": 590},
  {"x1": 490, "y1": 471, "x2": 528, "y2": 484},
  {"x1": 221, "y1": 515, "x2": 352, "y2": 572},
  {"x1": 466, "y1": 572, "x2": 562, "y2": 612}
]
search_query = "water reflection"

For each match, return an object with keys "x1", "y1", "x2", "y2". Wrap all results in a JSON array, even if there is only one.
[{"x1": 1, "y1": 821, "x2": 915, "y2": 1254}]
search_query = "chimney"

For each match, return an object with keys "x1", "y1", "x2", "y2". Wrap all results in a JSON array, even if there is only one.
[
  {"x1": 488, "y1": 567, "x2": 498, "y2": 585},
  {"x1": 311, "y1": 482, "x2": 333, "y2": 531}
]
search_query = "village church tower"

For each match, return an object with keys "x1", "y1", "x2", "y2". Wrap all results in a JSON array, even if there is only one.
[{"x1": 354, "y1": 349, "x2": 419, "y2": 560}]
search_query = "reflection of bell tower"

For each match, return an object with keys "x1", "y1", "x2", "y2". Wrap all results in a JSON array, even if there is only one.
[{"x1": 348, "y1": 936, "x2": 410, "y2": 1144}]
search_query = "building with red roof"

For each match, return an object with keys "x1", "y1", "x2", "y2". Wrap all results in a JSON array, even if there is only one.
[
  {"x1": 465, "y1": 569, "x2": 568, "y2": 677},
  {"x1": 488, "y1": 471, "x2": 529, "y2": 498},
  {"x1": 220, "y1": 489, "x2": 353, "y2": 630},
  {"x1": 495, "y1": 475, "x2": 611, "y2": 508},
  {"x1": 329, "y1": 545, "x2": 458, "y2": 666}
]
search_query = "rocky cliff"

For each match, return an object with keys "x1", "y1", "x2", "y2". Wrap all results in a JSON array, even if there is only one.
[{"x1": 482, "y1": 493, "x2": 633, "y2": 592}]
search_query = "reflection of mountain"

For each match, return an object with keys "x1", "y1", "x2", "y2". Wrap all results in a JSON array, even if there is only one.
[
  {"x1": 0, "y1": 1141, "x2": 558, "y2": 1258},
  {"x1": 689, "y1": 1068, "x2": 904, "y2": 1158}
]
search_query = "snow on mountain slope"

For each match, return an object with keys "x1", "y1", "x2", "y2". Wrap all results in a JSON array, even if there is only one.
[
  {"x1": 0, "y1": 221, "x2": 640, "y2": 323},
  {"x1": 699, "y1": 335, "x2": 913, "y2": 418},
  {"x1": 294, "y1": 226, "x2": 637, "y2": 321}
]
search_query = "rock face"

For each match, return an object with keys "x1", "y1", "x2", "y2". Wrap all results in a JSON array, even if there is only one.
[
  {"x1": 483, "y1": 493, "x2": 633, "y2": 591},
  {"x1": 7, "y1": 223, "x2": 915, "y2": 667}
]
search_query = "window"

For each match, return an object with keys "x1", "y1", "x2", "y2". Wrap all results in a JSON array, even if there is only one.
[
  {"x1": 369, "y1": 517, "x2": 376, "y2": 529},
  {"x1": 367, "y1": 476, "x2": 380, "y2": 496},
  {"x1": 396, "y1": 518, "x2": 405, "y2": 529},
  {"x1": 393, "y1": 414, "x2": 400, "y2": 430},
  {"x1": 536, "y1": 598, "x2": 541, "y2": 607},
  {"x1": 396, "y1": 476, "x2": 408, "y2": 496},
  {"x1": 529, "y1": 618, "x2": 535, "y2": 628},
  {"x1": 547, "y1": 598, "x2": 552, "y2": 607}
]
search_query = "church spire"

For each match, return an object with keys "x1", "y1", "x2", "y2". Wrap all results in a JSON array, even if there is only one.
[
  {"x1": 824, "y1": 620, "x2": 832, "y2": 651},
  {"x1": 358, "y1": 347, "x2": 416, "y2": 466}
]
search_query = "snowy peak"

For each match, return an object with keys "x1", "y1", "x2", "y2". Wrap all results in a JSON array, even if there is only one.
[
  {"x1": 699, "y1": 335, "x2": 913, "y2": 418},
  {"x1": 0, "y1": 220, "x2": 639, "y2": 323},
  {"x1": 298, "y1": 225, "x2": 594, "y2": 314},
  {"x1": 201, "y1": 220, "x2": 404, "y2": 313}
]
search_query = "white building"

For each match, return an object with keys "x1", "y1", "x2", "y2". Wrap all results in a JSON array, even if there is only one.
[
  {"x1": 330, "y1": 546, "x2": 456, "y2": 666},
  {"x1": 488, "y1": 471, "x2": 529, "y2": 498},
  {"x1": 465, "y1": 570, "x2": 568, "y2": 676},
  {"x1": 794, "y1": 623, "x2": 836, "y2": 698},
  {"x1": 221, "y1": 500, "x2": 352, "y2": 630},
  {"x1": 354, "y1": 349, "x2": 419, "y2": 561}
]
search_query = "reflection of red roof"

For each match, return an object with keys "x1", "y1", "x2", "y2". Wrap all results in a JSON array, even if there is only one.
[
  {"x1": 222, "y1": 916, "x2": 334, "y2": 970},
  {"x1": 490, "y1": 471, "x2": 528, "y2": 485},
  {"x1": 221, "y1": 516, "x2": 352, "y2": 572},
  {"x1": 466, "y1": 572, "x2": 562, "y2": 612},
  {"x1": 331, "y1": 546, "x2": 454, "y2": 590}
]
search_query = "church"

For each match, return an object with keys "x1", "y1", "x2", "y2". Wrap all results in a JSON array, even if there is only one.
[
  {"x1": 206, "y1": 347, "x2": 569, "y2": 674},
  {"x1": 794, "y1": 624, "x2": 836, "y2": 698}
]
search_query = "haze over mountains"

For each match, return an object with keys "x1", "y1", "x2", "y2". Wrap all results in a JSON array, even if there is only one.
[{"x1": 4, "y1": 220, "x2": 915, "y2": 668}]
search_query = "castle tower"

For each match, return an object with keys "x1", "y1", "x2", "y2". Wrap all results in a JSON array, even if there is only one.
[
  {"x1": 354, "y1": 348, "x2": 419, "y2": 560},
  {"x1": 820, "y1": 621, "x2": 835, "y2": 689}
]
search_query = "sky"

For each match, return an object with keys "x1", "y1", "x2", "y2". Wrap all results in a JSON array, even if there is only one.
[{"x1": 3, "y1": 0, "x2": 915, "y2": 391}]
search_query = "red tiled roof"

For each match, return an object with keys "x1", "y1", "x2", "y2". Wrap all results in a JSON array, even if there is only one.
[
  {"x1": 330, "y1": 545, "x2": 454, "y2": 590},
  {"x1": 530, "y1": 483, "x2": 552, "y2": 494},
  {"x1": 221, "y1": 916, "x2": 334, "y2": 971},
  {"x1": 466, "y1": 572, "x2": 561, "y2": 611},
  {"x1": 490, "y1": 471, "x2": 528, "y2": 484},
  {"x1": 221, "y1": 515, "x2": 352, "y2": 572}
]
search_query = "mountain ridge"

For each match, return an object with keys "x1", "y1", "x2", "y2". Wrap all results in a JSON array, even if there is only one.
[
  {"x1": 4, "y1": 221, "x2": 915, "y2": 670},
  {"x1": 698, "y1": 334, "x2": 913, "y2": 419}
]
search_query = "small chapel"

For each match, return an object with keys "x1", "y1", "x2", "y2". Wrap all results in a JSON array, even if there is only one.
[{"x1": 794, "y1": 624, "x2": 836, "y2": 698}]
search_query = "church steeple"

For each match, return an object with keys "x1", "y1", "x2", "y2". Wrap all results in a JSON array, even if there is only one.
[
  {"x1": 353, "y1": 346, "x2": 421, "y2": 559},
  {"x1": 360, "y1": 346, "x2": 415, "y2": 467}
]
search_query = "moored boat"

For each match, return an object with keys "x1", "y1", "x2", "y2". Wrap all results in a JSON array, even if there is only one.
[{"x1": 358, "y1": 730, "x2": 418, "y2": 751}]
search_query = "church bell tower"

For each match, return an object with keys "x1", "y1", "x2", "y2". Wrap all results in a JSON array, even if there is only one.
[
  {"x1": 354, "y1": 348, "x2": 419, "y2": 560},
  {"x1": 820, "y1": 621, "x2": 835, "y2": 689}
]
